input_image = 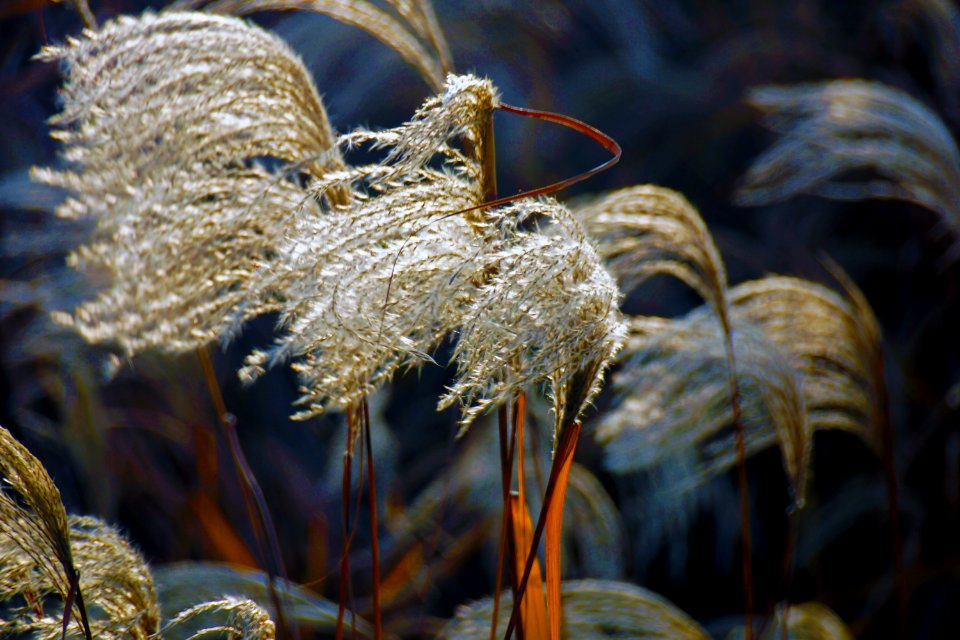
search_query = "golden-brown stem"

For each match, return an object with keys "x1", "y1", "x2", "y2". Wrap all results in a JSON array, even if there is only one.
[{"x1": 504, "y1": 421, "x2": 582, "y2": 640}]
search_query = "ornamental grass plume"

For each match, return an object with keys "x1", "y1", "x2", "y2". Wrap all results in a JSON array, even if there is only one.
[
  {"x1": 737, "y1": 79, "x2": 960, "y2": 241},
  {"x1": 34, "y1": 11, "x2": 347, "y2": 357},
  {"x1": 597, "y1": 311, "x2": 810, "y2": 503},
  {"x1": 441, "y1": 199, "x2": 626, "y2": 436},
  {"x1": 240, "y1": 74, "x2": 496, "y2": 419},
  {"x1": 598, "y1": 274, "x2": 887, "y2": 506}
]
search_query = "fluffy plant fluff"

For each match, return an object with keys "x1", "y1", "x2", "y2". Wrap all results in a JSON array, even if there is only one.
[
  {"x1": 243, "y1": 73, "x2": 626, "y2": 427},
  {"x1": 440, "y1": 200, "x2": 626, "y2": 434},
  {"x1": 38, "y1": 5, "x2": 625, "y2": 432},
  {"x1": 35, "y1": 11, "x2": 346, "y2": 356}
]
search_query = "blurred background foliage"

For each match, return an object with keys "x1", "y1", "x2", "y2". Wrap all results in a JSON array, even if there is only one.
[{"x1": 1, "y1": 0, "x2": 959, "y2": 638}]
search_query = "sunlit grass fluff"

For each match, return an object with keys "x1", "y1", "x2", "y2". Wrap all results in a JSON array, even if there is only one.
[
  {"x1": 240, "y1": 75, "x2": 497, "y2": 419},
  {"x1": 441, "y1": 199, "x2": 627, "y2": 435},
  {"x1": 33, "y1": 11, "x2": 346, "y2": 357}
]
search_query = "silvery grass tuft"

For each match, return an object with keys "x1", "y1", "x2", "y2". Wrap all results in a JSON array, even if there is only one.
[
  {"x1": 33, "y1": 11, "x2": 347, "y2": 358},
  {"x1": 737, "y1": 79, "x2": 960, "y2": 243},
  {"x1": 598, "y1": 275, "x2": 886, "y2": 507},
  {"x1": 239, "y1": 72, "x2": 627, "y2": 429},
  {"x1": 440, "y1": 199, "x2": 626, "y2": 435},
  {"x1": 239, "y1": 74, "x2": 495, "y2": 418}
]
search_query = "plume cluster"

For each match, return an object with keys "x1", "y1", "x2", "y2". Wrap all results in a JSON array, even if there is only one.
[
  {"x1": 39, "y1": 10, "x2": 625, "y2": 429},
  {"x1": 736, "y1": 79, "x2": 960, "y2": 239},
  {"x1": 237, "y1": 72, "x2": 625, "y2": 428}
]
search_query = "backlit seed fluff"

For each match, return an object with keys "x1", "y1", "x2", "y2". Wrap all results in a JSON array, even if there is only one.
[{"x1": 34, "y1": 11, "x2": 346, "y2": 357}]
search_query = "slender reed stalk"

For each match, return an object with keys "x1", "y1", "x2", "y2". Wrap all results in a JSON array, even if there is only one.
[
  {"x1": 335, "y1": 409, "x2": 359, "y2": 640},
  {"x1": 492, "y1": 402, "x2": 521, "y2": 639},
  {"x1": 196, "y1": 347, "x2": 293, "y2": 640}
]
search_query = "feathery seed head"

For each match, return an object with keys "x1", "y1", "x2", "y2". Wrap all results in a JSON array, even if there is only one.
[
  {"x1": 441, "y1": 199, "x2": 627, "y2": 436},
  {"x1": 35, "y1": 11, "x2": 346, "y2": 357},
  {"x1": 576, "y1": 185, "x2": 728, "y2": 316},
  {"x1": 737, "y1": 79, "x2": 960, "y2": 238},
  {"x1": 243, "y1": 74, "x2": 494, "y2": 418}
]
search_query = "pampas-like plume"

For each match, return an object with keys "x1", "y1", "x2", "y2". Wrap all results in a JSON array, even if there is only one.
[
  {"x1": 597, "y1": 311, "x2": 810, "y2": 502},
  {"x1": 598, "y1": 275, "x2": 886, "y2": 503},
  {"x1": 731, "y1": 275, "x2": 886, "y2": 451},
  {"x1": 183, "y1": 0, "x2": 452, "y2": 91},
  {"x1": 34, "y1": 11, "x2": 346, "y2": 357},
  {"x1": 0, "y1": 516, "x2": 161, "y2": 639},
  {"x1": 240, "y1": 74, "x2": 496, "y2": 419},
  {"x1": 0, "y1": 423, "x2": 158, "y2": 638},
  {"x1": 440, "y1": 200, "x2": 626, "y2": 435},
  {"x1": 736, "y1": 79, "x2": 960, "y2": 238},
  {"x1": 1, "y1": 423, "x2": 284, "y2": 639}
]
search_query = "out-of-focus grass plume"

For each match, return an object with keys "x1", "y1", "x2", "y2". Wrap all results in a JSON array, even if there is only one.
[{"x1": 737, "y1": 80, "x2": 960, "y2": 245}]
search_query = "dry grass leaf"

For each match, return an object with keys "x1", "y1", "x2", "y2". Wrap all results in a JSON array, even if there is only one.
[
  {"x1": 576, "y1": 184, "x2": 729, "y2": 320},
  {"x1": 597, "y1": 310, "x2": 810, "y2": 504},
  {"x1": 439, "y1": 579, "x2": 709, "y2": 639},
  {"x1": 34, "y1": 11, "x2": 346, "y2": 356},
  {"x1": 183, "y1": 0, "x2": 450, "y2": 91},
  {"x1": 737, "y1": 79, "x2": 960, "y2": 238},
  {"x1": 240, "y1": 74, "x2": 494, "y2": 419},
  {"x1": 440, "y1": 200, "x2": 626, "y2": 435}
]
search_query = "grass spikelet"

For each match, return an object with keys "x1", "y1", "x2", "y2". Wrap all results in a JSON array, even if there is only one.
[
  {"x1": 34, "y1": 10, "x2": 346, "y2": 357},
  {"x1": 736, "y1": 79, "x2": 960, "y2": 238}
]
